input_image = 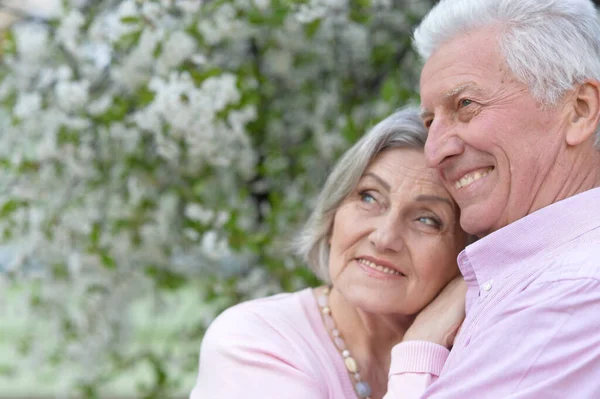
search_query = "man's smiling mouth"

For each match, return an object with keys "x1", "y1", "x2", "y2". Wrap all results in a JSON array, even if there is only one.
[{"x1": 455, "y1": 167, "x2": 494, "y2": 189}]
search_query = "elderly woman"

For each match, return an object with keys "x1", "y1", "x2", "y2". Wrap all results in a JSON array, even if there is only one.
[{"x1": 189, "y1": 107, "x2": 468, "y2": 399}]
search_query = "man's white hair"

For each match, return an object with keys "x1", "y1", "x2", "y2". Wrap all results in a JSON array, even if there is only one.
[{"x1": 414, "y1": 0, "x2": 600, "y2": 147}]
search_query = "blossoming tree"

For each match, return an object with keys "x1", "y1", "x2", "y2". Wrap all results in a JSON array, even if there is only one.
[{"x1": 0, "y1": 0, "x2": 433, "y2": 396}]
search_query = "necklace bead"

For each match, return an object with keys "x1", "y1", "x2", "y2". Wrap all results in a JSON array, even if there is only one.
[
  {"x1": 334, "y1": 337, "x2": 346, "y2": 350},
  {"x1": 317, "y1": 286, "x2": 372, "y2": 399},
  {"x1": 356, "y1": 381, "x2": 373, "y2": 398},
  {"x1": 344, "y1": 357, "x2": 358, "y2": 373}
]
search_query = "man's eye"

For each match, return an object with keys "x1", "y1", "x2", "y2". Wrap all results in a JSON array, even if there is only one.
[
  {"x1": 459, "y1": 99, "x2": 473, "y2": 107},
  {"x1": 424, "y1": 119, "x2": 433, "y2": 128}
]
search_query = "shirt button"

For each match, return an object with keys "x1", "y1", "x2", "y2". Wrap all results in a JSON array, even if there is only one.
[{"x1": 482, "y1": 281, "x2": 493, "y2": 292}]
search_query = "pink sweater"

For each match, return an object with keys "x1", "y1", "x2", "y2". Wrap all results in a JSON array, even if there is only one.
[
  {"x1": 190, "y1": 288, "x2": 440, "y2": 398},
  {"x1": 190, "y1": 289, "x2": 356, "y2": 398}
]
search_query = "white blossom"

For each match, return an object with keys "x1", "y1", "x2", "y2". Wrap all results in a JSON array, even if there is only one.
[
  {"x1": 156, "y1": 31, "x2": 197, "y2": 73},
  {"x1": 296, "y1": 0, "x2": 349, "y2": 23},
  {"x1": 175, "y1": 0, "x2": 202, "y2": 13},
  {"x1": 185, "y1": 204, "x2": 214, "y2": 224},
  {"x1": 13, "y1": 23, "x2": 50, "y2": 63},
  {"x1": 54, "y1": 80, "x2": 90, "y2": 112},
  {"x1": 13, "y1": 92, "x2": 42, "y2": 119},
  {"x1": 87, "y1": 94, "x2": 114, "y2": 115},
  {"x1": 198, "y1": 3, "x2": 251, "y2": 45},
  {"x1": 56, "y1": 9, "x2": 85, "y2": 53},
  {"x1": 112, "y1": 28, "x2": 164, "y2": 90},
  {"x1": 253, "y1": 0, "x2": 271, "y2": 10}
]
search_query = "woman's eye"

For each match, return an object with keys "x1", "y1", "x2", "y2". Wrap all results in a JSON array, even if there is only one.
[
  {"x1": 418, "y1": 216, "x2": 441, "y2": 228},
  {"x1": 359, "y1": 191, "x2": 377, "y2": 204}
]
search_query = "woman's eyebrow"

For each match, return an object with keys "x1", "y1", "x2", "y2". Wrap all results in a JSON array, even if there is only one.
[{"x1": 361, "y1": 172, "x2": 390, "y2": 191}]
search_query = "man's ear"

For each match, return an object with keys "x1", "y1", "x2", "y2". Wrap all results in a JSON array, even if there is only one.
[{"x1": 566, "y1": 80, "x2": 600, "y2": 146}]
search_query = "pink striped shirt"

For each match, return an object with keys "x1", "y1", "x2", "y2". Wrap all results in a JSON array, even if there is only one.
[{"x1": 386, "y1": 187, "x2": 600, "y2": 398}]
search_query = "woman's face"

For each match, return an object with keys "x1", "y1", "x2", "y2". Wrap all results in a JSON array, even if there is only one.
[{"x1": 329, "y1": 148, "x2": 467, "y2": 315}]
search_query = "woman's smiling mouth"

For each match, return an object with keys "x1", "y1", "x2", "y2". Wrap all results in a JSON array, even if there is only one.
[{"x1": 356, "y1": 258, "x2": 405, "y2": 276}]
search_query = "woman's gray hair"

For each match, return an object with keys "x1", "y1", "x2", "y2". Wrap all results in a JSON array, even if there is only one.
[
  {"x1": 295, "y1": 106, "x2": 428, "y2": 282},
  {"x1": 414, "y1": 0, "x2": 600, "y2": 148}
]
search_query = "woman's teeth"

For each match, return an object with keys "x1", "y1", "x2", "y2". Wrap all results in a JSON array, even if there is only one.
[{"x1": 357, "y1": 258, "x2": 403, "y2": 276}]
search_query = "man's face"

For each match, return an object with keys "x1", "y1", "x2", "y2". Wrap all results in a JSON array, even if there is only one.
[{"x1": 420, "y1": 27, "x2": 569, "y2": 237}]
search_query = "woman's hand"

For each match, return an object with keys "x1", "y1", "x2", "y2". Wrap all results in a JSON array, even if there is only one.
[{"x1": 402, "y1": 276, "x2": 467, "y2": 349}]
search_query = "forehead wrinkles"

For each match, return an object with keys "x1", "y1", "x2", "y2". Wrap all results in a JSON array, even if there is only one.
[
  {"x1": 365, "y1": 161, "x2": 444, "y2": 192},
  {"x1": 420, "y1": 29, "x2": 508, "y2": 103}
]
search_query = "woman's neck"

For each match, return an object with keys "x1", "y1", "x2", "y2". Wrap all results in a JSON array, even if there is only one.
[{"x1": 327, "y1": 286, "x2": 414, "y2": 399}]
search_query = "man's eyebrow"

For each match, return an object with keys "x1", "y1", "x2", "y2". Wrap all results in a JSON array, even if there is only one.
[
  {"x1": 443, "y1": 82, "x2": 482, "y2": 100},
  {"x1": 420, "y1": 83, "x2": 483, "y2": 121},
  {"x1": 415, "y1": 194, "x2": 454, "y2": 208},
  {"x1": 419, "y1": 108, "x2": 433, "y2": 121},
  {"x1": 362, "y1": 172, "x2": 390, "y2": 191}
]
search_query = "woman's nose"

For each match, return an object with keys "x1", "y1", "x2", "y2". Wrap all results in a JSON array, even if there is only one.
[{"x1": 368, "y1": 215, "x2": 405, "y2": 253}]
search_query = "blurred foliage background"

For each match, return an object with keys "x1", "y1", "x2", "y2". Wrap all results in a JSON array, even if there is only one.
[{"x1": 0, "y1": 0, "x2": 435, "y2": 397}]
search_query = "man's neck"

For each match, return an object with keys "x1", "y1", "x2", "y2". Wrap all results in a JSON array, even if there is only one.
[{"x1": 527, "y1": 146, "x2": 600, "y2": 219}]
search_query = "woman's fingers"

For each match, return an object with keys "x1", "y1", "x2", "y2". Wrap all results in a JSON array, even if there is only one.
[{"x1": 403, "y1": 277, "x2": 467, "y2": 348}]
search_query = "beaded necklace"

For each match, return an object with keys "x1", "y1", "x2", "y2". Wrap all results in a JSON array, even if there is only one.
[{"x1": 316, "y1": 286, "x2": 373, "y2": 399}]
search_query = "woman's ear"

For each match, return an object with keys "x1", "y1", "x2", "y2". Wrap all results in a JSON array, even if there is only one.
[{"x1": 566, "y1": 80, "x2": 600, "y2": 146}]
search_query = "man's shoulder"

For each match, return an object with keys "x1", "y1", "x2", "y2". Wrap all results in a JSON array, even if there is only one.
[{"x1": 541, "y1": 239, "x2": 600, "y2": 283}]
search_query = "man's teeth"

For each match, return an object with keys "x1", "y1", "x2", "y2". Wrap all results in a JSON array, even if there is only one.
[
  {"x1": 455, "y1": 168, "x2": 493, "y2": 189},
  {"x1": 357, "y1": 258, "x2": 402, "y2": 276}
]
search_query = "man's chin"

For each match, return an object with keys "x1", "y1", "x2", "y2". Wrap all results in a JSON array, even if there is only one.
[{"x1": 460, "y1": 212, "x2": 497, "y2": 238}]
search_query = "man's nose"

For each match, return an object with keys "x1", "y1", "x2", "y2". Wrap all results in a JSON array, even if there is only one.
[{"x1": 424, "y1": 118, "x2": 465, "y2": 168}]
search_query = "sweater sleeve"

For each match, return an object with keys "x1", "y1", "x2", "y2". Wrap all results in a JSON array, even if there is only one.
[
  {"x1": 383, "y1": 341, "x2": 449, "y2": 399},
  {"x1": 189, "y1": 305, "x2": 326, "y2": 399}
]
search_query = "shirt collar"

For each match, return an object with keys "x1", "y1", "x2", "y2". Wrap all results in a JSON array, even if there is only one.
[{"x1": 458, "y1": 187, "x2": 600, "y2": 290}]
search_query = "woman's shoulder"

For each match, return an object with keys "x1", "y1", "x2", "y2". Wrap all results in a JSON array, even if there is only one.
[
  {"x1": 199, "y1": 287, "x2": 335, "y2": 379},
  {"x1": 204, "y1": 287, "x2": 318, "y2": 344},
  {"x1": 192, "y1": 287, "x2": 343, "y2": 397}
]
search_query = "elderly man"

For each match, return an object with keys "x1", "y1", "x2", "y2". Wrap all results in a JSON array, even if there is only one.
[{"x1": 383, "y1": 0, "x2": 600, "y2": 398}]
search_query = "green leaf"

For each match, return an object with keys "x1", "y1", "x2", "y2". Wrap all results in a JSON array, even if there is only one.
[
  {"x1": 90, "y1": 222, "x2": 101, "y2": 246},
  {"x1": 136, "y1": 86, "x2": 156, "y2": 106},
  {"x1": 145, "y1": 266, "x2": 188, "y2": 291},
  {"x1": 120, "y1": 16, "x2": 141, "y2": 24},
  {"x1": 52, "y1": 263, "x2": 70, "y2": 279},
  {"x1": 100, "y1": 250, "x2": 116, "y2": 269},
  {"x1": 115, "y1": 29, "x2": 143, "y2": 51},
  {"x1": 57, "y1": 126, "x2": 80, "y2": 145},
  {"x1": 0, "y1": 199, "x2": 26, "y2": 218},
  {"x1": 303, "y1": 19, "x2": 321, "y2": 38},
  {"x1": 380, "y1": 76, "x2": 397, "y2": 102},
  {"x1": 2, "y1": 30, "x2": 16, "y2": 56}
]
